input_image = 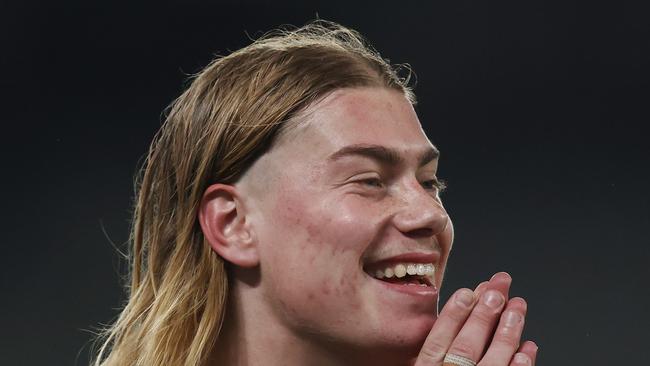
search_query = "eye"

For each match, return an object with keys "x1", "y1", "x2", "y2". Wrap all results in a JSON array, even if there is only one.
[
  {"x1": 421, "y1": 178, "x2": 447, "y2": 193},
  {"x1": 343, "y1": 173, "x2": 386, "y2": 192},
  {"x1": 359, "y1": 177, "x2": 385, "y2": 188}
]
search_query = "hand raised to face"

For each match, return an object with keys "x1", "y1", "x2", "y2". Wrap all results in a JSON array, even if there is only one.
[{"x1": 414, "y1": 273, "x2": 538, "y2": 366}]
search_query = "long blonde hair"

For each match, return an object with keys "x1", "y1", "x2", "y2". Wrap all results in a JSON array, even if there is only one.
[{"x1": 92, "y1": 20, "x2": 415, "y2": 366}]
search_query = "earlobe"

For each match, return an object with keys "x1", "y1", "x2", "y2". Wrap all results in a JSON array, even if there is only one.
[{"x1": 198, "y1": 183, "x2": 259, "y2": 268}]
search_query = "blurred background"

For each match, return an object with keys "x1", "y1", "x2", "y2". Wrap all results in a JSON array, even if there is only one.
[{"x1": 1, "y1": 1, "x2": 648, "y2": 365}]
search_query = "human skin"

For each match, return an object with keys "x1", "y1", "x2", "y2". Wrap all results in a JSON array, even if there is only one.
[{"x1": 200, "y1": 87, "x2": 537, "y2": 365}]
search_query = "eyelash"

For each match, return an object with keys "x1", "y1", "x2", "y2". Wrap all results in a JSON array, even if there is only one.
[
  {"x1": 421, "y1": 178, "x2": 447, "y2": 193},
  {"x1": 358, "y1": 177, "x2": 447, "y2": 193}
]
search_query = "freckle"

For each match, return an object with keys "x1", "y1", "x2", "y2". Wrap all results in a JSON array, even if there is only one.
[
  {"x1": 322, "y1": 280, "x2": 332, "y2": 295},
  {"x1": 305, "y1": 224, "x2": 318, "y2": 237},
  {"x1": 307, "y1": 292, "x2": 315, "y2": 300}
]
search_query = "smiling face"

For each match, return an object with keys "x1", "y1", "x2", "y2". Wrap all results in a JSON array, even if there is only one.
[{"x1": 238, "y1": 87, "x2": 453, "y2": 361}]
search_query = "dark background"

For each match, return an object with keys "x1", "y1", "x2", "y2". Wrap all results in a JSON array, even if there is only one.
[{"x1": 2, "y1": 1, "x2": 648, "y2": 365}]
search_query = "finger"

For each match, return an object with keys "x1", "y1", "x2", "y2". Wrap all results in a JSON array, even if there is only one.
[
  {"x1": 444, "y1": 287, "x2": 509, "y2": 363},
  {"x1": 510, "y1": 352, "x2": 532, "y2": 366},
  {"x1": 517, "y1": 341, "x2": 538, "y2": 366},
  {"x1": 478, "y1": 297, "x2": 527, "y2": 365},
  {"x1": 414, "y1": 288, "x2": 477, "y2": 366},
  {"x1": 474, "y1": 281, "x2": 489, "y2": 297},
  {"x1": 475, "y1": 271, "x2": 511, "y2": 299},
  {"x1": 486, "y1": 272, "x2": 512, "y2": 300}
]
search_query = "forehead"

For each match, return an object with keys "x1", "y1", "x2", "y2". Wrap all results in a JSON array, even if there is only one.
[{"x1": 276, "y1": 87, "x2": 435, "y2": 160}]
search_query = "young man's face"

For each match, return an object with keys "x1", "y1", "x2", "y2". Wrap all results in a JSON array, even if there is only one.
[{"x1": 239, "y1": 87, "x2": 453, "y2": 358}]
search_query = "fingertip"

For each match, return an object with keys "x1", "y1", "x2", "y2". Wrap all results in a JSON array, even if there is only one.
[
  {"x1": 474, "y1": 281, "x2": 489, "y2": 294},
  {"x1": 524, "y1": 341, "x2": 539, "y2": 366},
  {"x1": 512, "y1": 352, "x2": 532, "y2": 366},
  {"x1": 491, "y1": 271, "x2": 512, "y2": 283},
  {"x1": 475, "y1": 280, "x2": 489, "y2": 288},
  {"x1": 482, "y1": 289, "x2": 505, "y2": 309},
  {"x1": 519, "y1": 340, "x2": 539, "y2": 359},
  {"x1": 454, "y1": 288, "x2": 476, "y2": 308},
  {"x1": 508, "y1": 297, "x2": 528, "y2": 310},
  {"x1": 487, "y1": 272, "x2": 513, "y2": 300}
]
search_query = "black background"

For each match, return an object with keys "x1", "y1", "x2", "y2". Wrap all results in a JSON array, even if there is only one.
[{"x1": 2, "y1": 1, "x2": 649, "y2": 365}]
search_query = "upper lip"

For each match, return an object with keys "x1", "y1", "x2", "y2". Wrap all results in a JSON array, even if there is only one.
[{"x1": 362, "y1": 252, "x2": 440, "y2": 272}]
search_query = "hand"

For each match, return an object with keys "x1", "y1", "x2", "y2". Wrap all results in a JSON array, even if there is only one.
[{"x1": 414, "y1": 272, "x2": 538, "y2": 366}]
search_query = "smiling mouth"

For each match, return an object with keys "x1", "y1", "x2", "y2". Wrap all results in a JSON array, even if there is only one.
[{"x1": 364, "y1": 262, "x2": 436, "y2": 288}]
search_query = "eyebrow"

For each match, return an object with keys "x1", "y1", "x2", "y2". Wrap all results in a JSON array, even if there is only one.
[{"x1": 327, "y1": 143, "x2": 440, "y2": 167}]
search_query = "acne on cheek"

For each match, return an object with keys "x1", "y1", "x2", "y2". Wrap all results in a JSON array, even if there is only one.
[
  {"x1": 273, "y1": 176, "x2": 379, "y2": 252},
  {"x1": 274, "y1": 192, "x2": 353, "y2": 255},
  {"x1": 305, "y1": 277, "x2": 361, "y2": 313},
  {"x1": 270, "y1": 181, "x2": 370, "y2": 300},
  {"x1": 276, "y1": 277, "x2": 359, "y2": 329}
]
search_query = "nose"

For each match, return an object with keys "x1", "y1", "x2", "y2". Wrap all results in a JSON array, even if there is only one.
[{"x1": 392, "y1": 180, "x2": 449, "y2": 238}]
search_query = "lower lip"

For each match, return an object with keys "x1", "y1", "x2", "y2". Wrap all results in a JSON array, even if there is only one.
[{"x1": 368, "y1": 275, "x2": 439, "y2": 299}]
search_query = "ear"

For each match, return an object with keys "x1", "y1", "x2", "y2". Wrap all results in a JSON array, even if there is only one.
[{"x1": 198, "y1": 183, "x2": 259, "y2": 267}]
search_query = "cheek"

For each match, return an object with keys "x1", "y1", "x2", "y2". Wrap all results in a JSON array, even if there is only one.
[
  {"x1": 258, "y1": 187, "x2": 379, "y2": 326},
  {"x1": 265, "y1": 184, "x2": 380, "y2": 262}
]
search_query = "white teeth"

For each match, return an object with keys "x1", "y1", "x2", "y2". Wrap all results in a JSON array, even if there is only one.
[
  {"x1": 394, "y1": 264, "x2": 407, "y2": 278},
  {"x1": 416, "y1": 264, "x2": 426, "y2": 276},
  {"x1": 406, "y1": 264, "x2": 417, "y2": 275},
  {"x1": 370, "y1": 262, "x2": 436, "y2": 281}
]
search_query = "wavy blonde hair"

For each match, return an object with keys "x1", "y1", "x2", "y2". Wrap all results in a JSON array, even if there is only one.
[{"x1": 92, "y1": 20, "x2": 415, "y2": 366}]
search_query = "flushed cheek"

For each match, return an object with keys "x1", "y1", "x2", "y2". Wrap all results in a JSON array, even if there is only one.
[
  {"x1": 261, "y1": 184, "x2": 383, "y2": 325},
  {"x1": 318, "y1": 198, "x2": 386, "y2": 248},
  {"x1": 269, "y1": 187, "x2": 380, "y2": 258}
]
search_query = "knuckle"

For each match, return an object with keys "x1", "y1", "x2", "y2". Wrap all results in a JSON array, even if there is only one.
[
  {"x1": 499, "y1": 323, "x2": 522, "y2": 337},
  {"x1": 417, "y1": 345, "x2": 446, "y2": 363},
  {"x1": 421, "y1": 338, "x2": 448, "y2": 358}
]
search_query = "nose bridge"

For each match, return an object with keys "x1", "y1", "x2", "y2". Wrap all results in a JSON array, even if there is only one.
[{"x1": 393, "y1": 179, "x2": 448, "y2": 235}]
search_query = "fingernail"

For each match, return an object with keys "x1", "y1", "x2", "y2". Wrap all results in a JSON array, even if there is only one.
[
  {"x1": 455, "y1": 289, "x2": 475, "y2": 308},
  {"x1": 514, "y1": 353, "x2": 531, "y2": 365},
  {"x1": 483, "y1": 290, "x2": 504, "y2": 309},
  {"x1": 491, "y1": 272, "x2": 512, "y2": 282},
  {"x1": 504, "y1": 310, "x2": 522, "y2": 327}
]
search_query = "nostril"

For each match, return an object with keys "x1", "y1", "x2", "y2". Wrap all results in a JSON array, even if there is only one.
[{"x1": 404, "y1": 228, "x2": 434, "y2": 238}]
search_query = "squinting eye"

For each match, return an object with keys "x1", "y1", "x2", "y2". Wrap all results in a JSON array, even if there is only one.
[
  {"x1": 421, "y1": 178, "x2": 447, "y2": 193},
  {"x1": 361, "y1": 178, "x2": 384, "y2": 188}
]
